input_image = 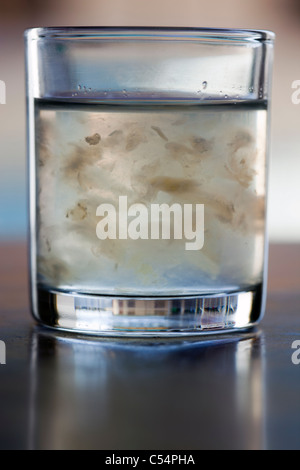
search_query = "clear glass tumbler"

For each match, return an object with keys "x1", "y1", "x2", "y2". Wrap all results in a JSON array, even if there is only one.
[{"x1": 25, "y1": 27, "x2": 275, "y2": 336}]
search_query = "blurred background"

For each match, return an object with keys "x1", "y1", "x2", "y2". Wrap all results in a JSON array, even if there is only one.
[{"x1": 0, "y1": 0, "x2": 299, "y2": 242}]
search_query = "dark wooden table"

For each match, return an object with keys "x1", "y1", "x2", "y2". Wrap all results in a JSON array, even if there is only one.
[{"x1": 0, "y1": 243, "x2": 299, "y2": 450}]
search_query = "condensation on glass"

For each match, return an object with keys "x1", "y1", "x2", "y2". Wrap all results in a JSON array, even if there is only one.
[{"x1": 25, "y1": 27, "x2": 275, "y2": 336}]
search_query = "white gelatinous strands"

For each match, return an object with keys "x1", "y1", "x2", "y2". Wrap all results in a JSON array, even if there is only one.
[{"x1": 35, "y1": 102, "x2": 267, "y2": 296}]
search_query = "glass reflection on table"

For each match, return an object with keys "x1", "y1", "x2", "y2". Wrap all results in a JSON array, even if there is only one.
[{"x1": 28, "y1": 327, "x2": 266, "y2": 450}]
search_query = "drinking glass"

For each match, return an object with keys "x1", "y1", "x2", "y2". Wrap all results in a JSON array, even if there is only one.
[{"x1": 25, "y1": 27, "x2": 275, "y2": 336}]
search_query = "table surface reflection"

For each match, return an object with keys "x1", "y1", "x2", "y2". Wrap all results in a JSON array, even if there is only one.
[{"x1": 0, "y1": 243, "x2": 299, "y2": 450}]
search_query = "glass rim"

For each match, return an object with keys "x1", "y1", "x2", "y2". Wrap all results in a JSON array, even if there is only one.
[{"x1": 25, "y1": 26, "x2": 275, "y2": 43}]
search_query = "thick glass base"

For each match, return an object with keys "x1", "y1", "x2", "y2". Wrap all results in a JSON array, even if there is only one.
[{"x1": 33, "y1": 284, "x2": 264, "y2": 337}]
